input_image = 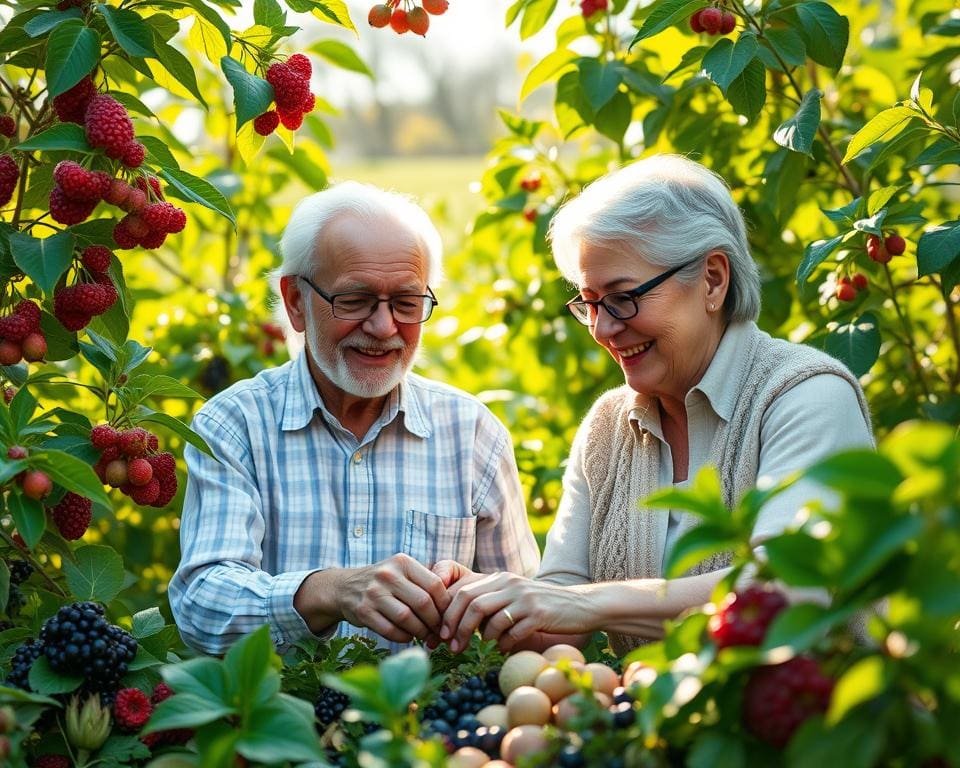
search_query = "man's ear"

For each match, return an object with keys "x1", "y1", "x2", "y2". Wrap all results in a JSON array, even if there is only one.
[
  {"x1": 703, "y1": 251, "x2": 730, "y2": 310},
  {"x1": 279, "y1": 275, "x2": 307, "y2": 333}
]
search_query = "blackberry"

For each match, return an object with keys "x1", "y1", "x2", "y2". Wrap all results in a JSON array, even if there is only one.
[
  {"x1": 8, "y1": 559, "x2": 33, "y2": 585},
  {"x1": 40, "y1": 601, "x2": 137, "y2": 693},
  {"x1": 422, "y1": 674, "x2": 504, "y2": 729},
  {"x1": 314, "y1": 685, "x2": 350, "y2": 728},
  {"x1": 5, "y1": 638, "x2": 43, "y2": 690}
]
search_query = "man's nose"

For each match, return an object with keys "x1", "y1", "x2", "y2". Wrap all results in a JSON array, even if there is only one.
[{"x1": 362, "y1": 300, "x2": 398, "y2": 337}]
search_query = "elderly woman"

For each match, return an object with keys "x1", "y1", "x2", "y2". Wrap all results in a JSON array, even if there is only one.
[{"x1": 436, "y1": 154, "x2": 874, "y2": 656}]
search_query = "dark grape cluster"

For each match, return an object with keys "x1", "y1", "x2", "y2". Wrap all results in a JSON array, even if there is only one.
[
  {"x1": 421, "y1": 671, "x2": 503, "y2": 728},
  {"x1": 4, "y1": 558, "x2": 34, "y2": 618},
  {"x1": 40, "y1": 601, "x2": 137, "y2": 693},
  {"x1": 314, "y1": 685, "x2": 350, "y2": 728},
  {"x1": 5, "y1": 638, "x2": 43, "y2": 690}
]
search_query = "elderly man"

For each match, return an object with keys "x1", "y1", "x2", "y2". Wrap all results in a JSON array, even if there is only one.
[{"x1": 169, "y1": 182, "x2": 540, "y2": 654}]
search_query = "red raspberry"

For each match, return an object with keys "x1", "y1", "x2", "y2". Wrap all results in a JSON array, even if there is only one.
[
  {"x1": 139, "y1": 228, "x2": 167, "y2": 249},
  {"x1": 52, "y1": 161, "x2": 110, "y2": 201},
  {"x1": 700, "y1": 6, "x2": 723, "y2": 34},
  {"x1": 103, "y1": 178, "x2": 131, "y2": 207},
  {"x1": 742, "y1": 656, "x2": 834, "y2": 747},
  {"x1": 389, "y1": 8, "x2": 410, "y2": 33},
  {"x1": 277, "y1": 108, "x2": 304, "y2": 131},
  {"x1": 121, "y1": 141, "x2": 145, "y2": 168},
  {"x1": 301, "y1": 93, "x2": 316, "y2": 114},
  {"x1": 81, "y1": 244, "x2": 113, "y2": 273},
  {"x1": 368, "y1": 3, "x2": 391, "y2": 27},
  {"x1": 0, "y1": 154, "x2": 20, "y2": 208},
  {"x1": 142, "y1": 202, "x2": 186, "y2": 234},
  {"x1": 90, "y1": 424, "x2": 119, "y2": 449},
  {"x1": 21, "y1": 470, "x2": 52, "y2": 500},
  {"x1": 0, "y1": 114, "x2": 15, "y2": 138},
  {"x1": 146, "y1": 433, "x2": 159, "y2": 452},
  {"x1": 0, "y1": 313, "x2": 31, "y2": 342},
  {"x1": 52, "y1": 75, "x2": 97, "y2": 124},
  {"x1": 265, "y1": 62, "x2": 311, "y2": 113},
  {"x1": 134, "y1": 175, "x2": 164, "y2": 201},
  {"x1": 884, "y1": 233, "x2": 906, "y2": 256},
  {"x1": 708, "y1": 585, "x2": 788, "y2": 648},
  {"x1": 286, "y1": 53, "x2": 312, "y2": 80},
  {"x1": 7, "y1": 445, "x2": 27, "y2": 460},
  {"x1": 129, "y1": 477, "x2": 160, "y2": 505},
  {"x1": 100, "y1": 445, "x2": 121, "y2": 463},
  {"x1": 719, "y1": 10, "x2": 736, "y2": 34},
  {"x1": 127, "y1": 457, "x2": 153, "y2": 487},
  {"x1": 118, "y1": 427, "x2": 150, "y2": 458},
  {"x1": 151, "y1": 682, "x2": 175, "y2": 704},
  {"x1": 254, "y1": 110, "x2": 280, "y2": 136},
  {"x1": 21, "y1": 332, "x2": 46, "y2": 362},
  {"x1": 35, "y1": 757, "x2": 71, "y2": 768},
  {"x1": 121, "y1": 187, "x2": 147, "y2": 213},
  {"x1": 13, "y1": 299, "x2": 42, "y2": 332},
  {"x1": 84, "y1": 95, "x2": 135, "y2": 158},
  {"x1": 422, "y1": 0, "x2": 448, "y2": 14},
  {"x1": 141, "y1": 727, "x2": 193, "y2": 749},
  {"x1": 121, "y1": 212, "x2": 149, "y2": 240},
  {"x1": 407, "y1": 7, "x2": 429, "y2": 35},
  {"x1": 112, "y1": 218, "x2": 139, "y2": 250},
  {"x1": 49, "y1": 186, "x2": 97, "y2": 225},
  {"x1": 0, "y1": 339, "x2": 21, "y2": 365},
  {"x1": 148, "y1": 451, "x2": 176, "y2": 477},
  {"x1": 50, "y1": 492, "x2": 93, "y2": 540},
  {"x1": 113, "y1": 688, "x2": 153, "y2": 732}
]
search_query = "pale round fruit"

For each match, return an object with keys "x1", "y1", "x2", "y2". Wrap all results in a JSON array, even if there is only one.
[
  {"x1": 506, "y1": 685, "x2": 552, "y2": 727},
  {"x1": 621, "y1": 660, "x2": 647, "y2": 688},
  {"x1": 449, "y1": 747, "x2": 491, "y2": 768},
  {"x1": 584, "y1": 662, "x2": 620, "y2": 696},
  {"x1": 542, "y1": 643, "x2": 586, "y2": 665},
  {"x1": 552, "y1": 691, "x2": 611, "y2": 730},
  {"x1": 500, "y1": 725, "x2": 548, "y2": 764},
  {"x1": 499, "y1": 651, "x2": 549, "y2": 696},
  {"x1": 534, "y1": 665, "x2": 578, "y2": 703},
  {"x1": 475, "y1": 703, "x2": 509, "y2": 729},
  {"x1": 481, "y1": 762, "x2": 513, "y2": 768}
]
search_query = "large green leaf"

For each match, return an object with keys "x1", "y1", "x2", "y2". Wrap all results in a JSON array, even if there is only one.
[
  {"x1": 153, "y1": 39, "x2": 206, "y2": 107},
  {"x1": 793, "y1": 1, "x2": 848, "y2": 70},
  {"x1": 266, "y1": 146, "x2": 328, "y2": 190},
  {"x1": 161, "y1": 657, "x2": 229, "y2": 705},
  {"x1": 761, "y1": 26, "x2": 806, "y2": 68},
  {"x1": 126, "y1": 374, "x2": 203, "y2": 401},
  {"x1": 630, "y1": 0, "x2": 699, "y2": 47},
  {"x1": 378, "y1": 648, "x2": 430, "y2": 712},
  {"x1": 253, "y1": 0, "x2": 286, "y2": 28},
  {"x1": 663, "y1": 524, "x2": 739, "y2": 578},
  {"x1": 804, "y1": 448, "x2": 903, "y2": 500},
  {"x1": 821, "y1": 312, "x2": 881, "y2": 377},
  {"x1": 223, "y1": 625, "x2": 279, "y2": 705},
  {"x1": 762, "y1": 602, "x2": 851, "y2": 653},
  {"x1": 701, "y1": 35, "x2": 758, "y2": 95},
  {"x1": 98, "y1": 4, "x2": 156, "y2": 58},
  {"x1": 10, "y1": 230, "x2": 75, "y2": 296},
  {"x1": 310, "y1": 39, "x2": 371, "y2": 78},
  {"x1": 45, "y1": 20, "x2": 100, "y2": 98},
  {"x1": 135, "y1": 409, "x2": 213, "y2": 457},
  {"x1": 221, "y1": 55, "x2": 274, "y2": 130},
  {"x1": 520, "y1": 49, "x2": 578, "y2": 103},
  {"x1": 145, "y1": 692, "x2": 235, "y2": 732},
  {"x1": 725, "y1": 58, "x2": 766, "y2": 122},
  {"x1": 578, "y1": 58, "x2": 623, "y2": 113},
  {"x1": 304, "y1": 0, "x2": 355, "y2": 33},
  {"x1": 16, "y1": 122, "x2": 90, "y2": 153},
  {"x1": 236, "y1": 697, "x2": 325, "y2": 763},
  {"x1": 843, "y1": 106, "x2": 917, "y2": 164},
  {"x1": 63, "y1": 544, "x2": 125, "y2": 602},
  {"x1": 594, "y1": 91, "x2": 631, "y2": 145},
  {"x1": 24, "y1": 9, "x2": 83, "y2": 37},
  {"x1": 7, "y1": 492, "x2": 45, "y2": 549},
  {"x1": 33, "y1": 449, "x2": 111, "y2": 508},
  {"x1": 131, "y1": 607, "x2": 166, "y2": 639},
  {"x1": 917, "y1": 220, "x2": 960, "y2": 280},
  {"x1": 837, "y1": 515, "x2": 923, "y2": 593},
  {"x1": 796, "y1": 234, "x2": 843, "y2": 284},
  {"x1": 688, "y1": 731, "x2": 746, "y2": 768},
  {"x1": 29, "y1": 656, "x2": 84, "y2": 694},
  {"x1": 827, "y1": 655, "x2": 888, "y2": 725},
  {"x1": 763, "y1": 531, "x2": 833, "y2": 586},
  {"x1": 773, "y1": 88, "x2": 821, "y2": 155},
  {"x1": 519, "y1": 0, "x2": 557, "y2": 41},
  {"x1": 158, "y1": 167, "x2": 236, "y2": 227}
]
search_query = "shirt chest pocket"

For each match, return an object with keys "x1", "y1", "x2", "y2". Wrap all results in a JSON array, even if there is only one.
[{"x1": 402, "y1": 509, "x2": 477, "y2": 568}]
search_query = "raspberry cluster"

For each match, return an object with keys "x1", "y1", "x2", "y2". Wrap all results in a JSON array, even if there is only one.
[
  {"x1": 52, "y1": 245, "x2": 119, "y2": 331},
  {"x1": 742, "y1": 655, "x2": 834, "y2": 747},
  {"x1": 40, "y1": 601, "x2": 138, "y2": 694},
  {"x1": 368, "y1": 0, "x2": 448, "y2": 36},
  {"x1": 113, "y1": 687, "x2": 153, "y2": 732},
  {"x1": 580, "y1": 0, "x2": 608, "y2": 19},
  {"x1": 84, "y1": 94, "x2": 144, "y2": 166},
  {"x1": 690, "y1": 6, "x2": 737, "y2": 35},
  {"x1": 0, "y1": 154, "x2": 18, "y2": 208},
  {"x1": 0, "y1": 299, "x2": 46, "y2": 364},
  {"x1": 91, "y1": 424, "x2": 179, "y2": 507},
  {"x1": 48, "y1": 491, "x2": 94, "y2": 540},
  {"x1": 866, "y1": 232, "x2": 905, "y2": 264},
  {"x1": 835, "y1": 272, "x2": 868, "y2": 302},
  {"x1": 140, "y1": 682, "x2": 193, "y2": 749},
  {"x1": 254, "y1": 54, "x2": 316, "y2": 136},
  {"x1": 52, "y1": 75, "x2": 97, "y2": 124},
  {"x1": 0, "y1": 113, "x2": 16, "y2": 138},
  {"x1": 111, "y1": 176, "x2": 185, "y2": 250},
  {"x1": 707, "y1": 585, "x2": 788, "y2": 648}
]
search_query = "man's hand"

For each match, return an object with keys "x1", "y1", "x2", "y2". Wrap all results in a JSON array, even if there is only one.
[{"x1": 295, "y1": 553, "x2": 451, "y2": 643}]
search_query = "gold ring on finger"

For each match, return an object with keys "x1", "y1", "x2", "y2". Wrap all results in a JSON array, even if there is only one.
[{"x1": 503, "y1": 608, "x2": 515, "y2": 626}]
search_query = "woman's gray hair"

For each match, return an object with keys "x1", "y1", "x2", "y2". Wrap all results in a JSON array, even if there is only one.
[
  {"x1": 277, "y1": 180, "x2": 444, "y2": 284},
  {"x1": 549, "y1": 154, "x2": 760, "y2": 322}
]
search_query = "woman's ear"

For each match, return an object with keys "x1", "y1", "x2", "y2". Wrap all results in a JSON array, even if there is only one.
[
  {"x1": 279, "y1": 275, "x2": 307, "y2": 333},
  {"x1": 704, "y1": 251, "x2": 730, "y2": 311}
]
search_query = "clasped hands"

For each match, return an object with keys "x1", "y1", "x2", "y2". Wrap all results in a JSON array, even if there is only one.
[{"x1": 336, "y1": 554, "x2": 587, "y2": 653}]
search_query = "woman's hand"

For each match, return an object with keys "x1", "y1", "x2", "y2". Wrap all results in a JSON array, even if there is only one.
[{"x1": 440, "y1": 573, "x2": 595, "y2": 652}]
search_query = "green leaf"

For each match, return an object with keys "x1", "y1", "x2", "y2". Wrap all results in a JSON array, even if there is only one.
[
  {"x1": 520, "y1": 49, "x2": 578, "y2": 103},
  {"x1": 379, "y1": 648, "x2": 430, "y2": 712},
  {"x1": 253, "y1": 0, "x2": 286, "y2": 28},
  {"x1": 223, "y1": 625, "x2": 278, "y2": 703},
  {"x1": 265, "y1": 146, "x2": 328, "y2": 190},
  {"x1": 688, "y1": 731, "x2": 746, "y2": 768},
  {"x1": 630, "y1": 0, "x2": 699, "y2": 47},
  {"x1": 63, "y1": 544, "x2": 125, "y2": 602},
  {"x1": 131, "y1": 607, "x2": 165, "y2": 639},
  {"x1": 796, "y1": 234, "x2": 843, "y2": 284},
  {"x1": 237, "y1": 697, "x2": 325, "y2": 762},
  {"x1": 134, "y1": 409, "x2": 213, "y2": 457},
  {"x1": 28, "y1": 656, "x2": 84, "y2": 694},
  {"x1": 158, "y1": 167, "x2": 236, "y2": 227},
  {"x1": 153, "y1": 39, "x2": 206, "y2": 107},
  {"x1": 827, "y1": 655, "x2": 888, "y2": 725},
  {"x1": 725, "y1": 58, "x2": 766, "y2": 122},
  {"x1": 773, "y1": 88, "x2": 821, "y2": 155},
  {"x1": 127, "y1": 374, "x2": 203, "y2": 401},
  {"x1": 307, "y1": 0, "x2": 356, "y2": 33},
  {"x1": 24, "y1": 9, "x2": 83, "y2": 37},
  {"x1": 762, "y1": 26, "x2": 806, "y2": 68},
  {"x1": 223, "y1": 56, "x2": 273, "y2": 131},
  {"x1": 7, "y1": 493, "x2": 45, "y2": 549},
  {"x1": 764, "y1": 532, "x2": 833, "y2": 586},
  {"x1": 161, "y1": 657, "x2": 229, "y2": 705},
  {"x1": 594, "y1": 91, "x2": 631, "y2": 145},
  {"x1": 182, "y1": 0, "x2": 231, "y2": 50},
  {"x1": 10, "y1": 230, "x2": 75, "y2": 297},
  {"x1": 644, "y1": 466, "x2": 729, "y2": 526},
  {"x1": 33, "y1": 449, "x2": 112, "y2": 508},
  {"x1": 663, "y1": 524, "x2": 738, "y2": 578},
  {"x1": 14, "y1": 122, "x2": 90, "y2": 152},
  {"x1": 578, "y1": 58, "x2": 622, "y2": 113},
  {"x1": 843, "y1": 106, "x2": 917, "y2": 164},
  {"x1": 10, "y1": 386, "x2": 37, "y2": 433},
  {"x1": 310, "y1": 39, "x2": 372, "y2": 78},
  {"x1": 821, "y1": 312, "x2": 881, "y2": 377},
  {"x1": 96, "y1": 735, "x2": 151, "y2": 766},
  {"x1": 917, "y1": 221, "x2": 960, "y2": 279},
  {"x1": 145, "y1": 692, "x2": 235, "y2": 732},
  {"x1": 119, "y1": 339, "x2": 153, "y2": 375},
  {"x1": 45, "y1": 21, "x2": 100, "y2": 98},
  {"x1": 519, "y1": 0, "x2": 557, "y2": 41},
  {"x1": 762, "y1": 602, "x2": 851, "y2": 653},
  {"x1": 804, "y1": 448, "x2": 903, "y2": 500},
  {"x1": 98, "y1": 5, "x2": 156, "y2": 58},
  {"x1": 837, "y1": 515, "x2": 923, "y2": 593},
  {"x1": 701, "y1": 35, "x2": 758, "y2": 95},
  {"x1": 793, "y1": 2, "x2": 848, "y2": 70}
]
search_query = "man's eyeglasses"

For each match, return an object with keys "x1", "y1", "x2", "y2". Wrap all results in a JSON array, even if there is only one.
[
  {"x1": 299, "y1": 276, "x2": 438, "y2": 324},
  {"x1": 565, "y1": 259, "x2": 698, "y2": 326}
]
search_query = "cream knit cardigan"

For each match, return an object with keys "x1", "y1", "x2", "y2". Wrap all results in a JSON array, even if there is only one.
[{"x1": 582, "y1": 322, "x2": 872, "y2": 655}]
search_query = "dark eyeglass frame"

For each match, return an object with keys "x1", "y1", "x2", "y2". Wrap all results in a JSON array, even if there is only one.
[
  {"x1": 299, "y1": 276, "x2": 439, "y2": 324},
  {"x1": 565, "y1": 259, "x2": 700, "y2": 326}
]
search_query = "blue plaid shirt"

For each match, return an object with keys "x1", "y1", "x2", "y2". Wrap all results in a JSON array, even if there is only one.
[{"x1": 168, "y1": 352, "x2": 540, "y2": 654}]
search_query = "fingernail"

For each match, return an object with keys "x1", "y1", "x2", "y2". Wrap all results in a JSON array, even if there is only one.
[{"x1": 440, "y1": 625, "x2": 450, "y2": 640}]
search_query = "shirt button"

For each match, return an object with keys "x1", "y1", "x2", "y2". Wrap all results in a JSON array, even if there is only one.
[
  {"x1": 353, "y1": 526, "x2": 364, "y2": 537},
  {"x1": 353, "y1": 452, "x2": 362, "y2": 464}
]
